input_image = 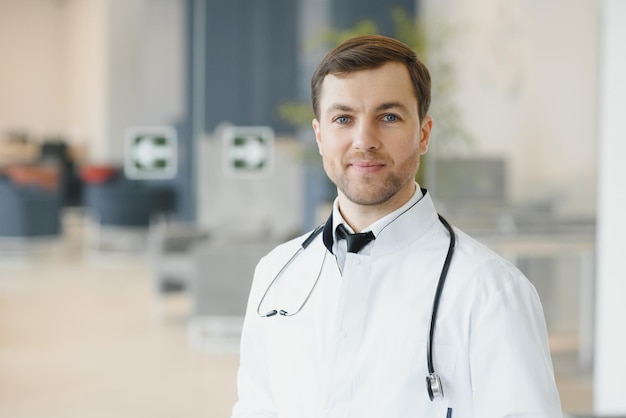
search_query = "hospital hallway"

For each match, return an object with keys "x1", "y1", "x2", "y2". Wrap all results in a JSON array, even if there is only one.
[{"x1": 0, "y1": 227, "x2": 593, "y2": 418}]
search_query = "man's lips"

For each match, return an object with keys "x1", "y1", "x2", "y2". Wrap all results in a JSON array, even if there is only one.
[{"x1": 348, "y1": 160, "x2": 386, "y2": 172}]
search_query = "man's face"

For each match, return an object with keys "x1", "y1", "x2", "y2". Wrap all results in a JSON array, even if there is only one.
[{"x1": 312, "y1": 61, "x2": 432, "y2": 209}]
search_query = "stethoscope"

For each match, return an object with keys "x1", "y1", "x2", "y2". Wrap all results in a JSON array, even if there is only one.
[{"x1": 256, "y1": 212, "x2": 456, "y2": 402}]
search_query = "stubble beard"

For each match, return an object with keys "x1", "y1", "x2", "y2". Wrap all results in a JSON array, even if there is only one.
[{"x1": 324, "y1": 150, "x2": 421, "y2": 206}]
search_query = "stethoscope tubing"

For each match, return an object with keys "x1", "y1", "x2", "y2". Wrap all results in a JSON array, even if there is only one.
[
  {"x1": 427, "y1": 214, "x2": 456, "y2": 374},
  {"x1": 256, "y1": 223, "x2": 325, "y2": 317},
  {"x1": 255, "y1": 212, "x2": 456, "y2": 401}
]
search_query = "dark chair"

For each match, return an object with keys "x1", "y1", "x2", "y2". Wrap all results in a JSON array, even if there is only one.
[
  {"x1": 39, "y1": 139, "x2": 83, "y2": 207},
  {"x1": 82, "y1": 175, "x2": 176, "y2": 255},
  {"x1": 84, "y1": 178, "x2": 176, "y2": 227},
  {"x1": 0, "y1": 177, "x2": 62, "y2": 238}
]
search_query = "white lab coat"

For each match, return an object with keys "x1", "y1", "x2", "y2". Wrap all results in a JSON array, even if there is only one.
[{"x1": 232, "y1": 190, "x2": 562, "y2": 418}]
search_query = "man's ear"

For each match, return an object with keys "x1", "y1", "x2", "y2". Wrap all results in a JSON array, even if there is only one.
[
  {"x1": 419, "y1": 115, "x2": 433, "y2": 155},
  {"x1": 312, "y1": 119, "x2": 323, "y2": 156}
]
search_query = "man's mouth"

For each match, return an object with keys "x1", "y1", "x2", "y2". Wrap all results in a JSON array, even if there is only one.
[{"x1": 349, "y1": 160, "x2": 386, "y2": 173}]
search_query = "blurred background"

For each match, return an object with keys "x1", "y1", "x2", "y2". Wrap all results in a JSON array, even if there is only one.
[{"x1": 0, "y1": 0, "x2": 624, "y2": 417}]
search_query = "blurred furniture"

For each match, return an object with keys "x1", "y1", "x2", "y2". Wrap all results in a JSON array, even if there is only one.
[
  {"x1": 149, "y1": 221, "x2": 210, "y2": 318},
  {"x1": 150, "y1": 221, "x2": 209, "y2": 292},
  {"x1": 433, "y1": 157, "x2": 507, "y2": 208},
  {"x1": 0, "y1": 135, "x2": 39, "y2": 165},
  {"x1": 0, "y1": 174, "x2": 62, "y2": 238},
  {"x1": 183, "y1": 238, "x2": 279, "y2": 350},
  {"x1": 82, "y1": 167, "x2": 176, "y2": 254},
  {"x1": 80, "y1": 164, "x2": 118, "y2": 185},
  {"x1": 0, "y1": 138, "x2": 65, "y2": 249},
  {"x1": 83, "y1": 169, "x2": 176, "y2": 227},
  {"x1": 149, "y1": 223, "x2": 278, "y2": 321},
  {"x1": 431, "y1": 157, "x2": 514, "y2": 233},
  {"x1": 1, "y1": 136, "x2": 86, "y2": 208},
  {"x1": 39, "y1": 139, "x2": 84, "y2": 207},
  {"x1": 431, "y1": 156, "x2": 563, "y2": 236},
  {"x1": 189, "y1": 239, "x2": 276, "y2": 317}
]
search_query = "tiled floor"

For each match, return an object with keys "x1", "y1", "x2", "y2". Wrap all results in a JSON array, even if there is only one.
[{"x1": 0, "y1": 229, "x2": 593, "y2": 418}]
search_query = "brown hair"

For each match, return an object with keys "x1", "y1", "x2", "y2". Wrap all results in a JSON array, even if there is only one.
[{"x1": 311, "y1": 34, "x2": 431, "y2": 122}]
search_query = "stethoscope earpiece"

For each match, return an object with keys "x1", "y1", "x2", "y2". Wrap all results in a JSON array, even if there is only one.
[{"x1": 426, "y1": 373, "x2": 444, "y2": 401}]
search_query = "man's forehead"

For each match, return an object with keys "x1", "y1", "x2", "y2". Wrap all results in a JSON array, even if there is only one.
[
  {"x1": 320, "y1": 62, "x2": 413, "y2": 91},
  {"x1": 318, "y1": 68, "x2": 418, "y2": 113}
]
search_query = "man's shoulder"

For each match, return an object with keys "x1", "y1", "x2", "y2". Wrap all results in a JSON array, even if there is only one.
[
  {"x1": 454, "y1": 228, "x2": 513, "y2": 266},
  {"x1": 452, "y1": 228, "x2": 535, "y2": 294}
]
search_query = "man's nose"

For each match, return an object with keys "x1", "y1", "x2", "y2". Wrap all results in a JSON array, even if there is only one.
[{"x1": 352, "y1": 119, "x2": 381, "y2": 150}]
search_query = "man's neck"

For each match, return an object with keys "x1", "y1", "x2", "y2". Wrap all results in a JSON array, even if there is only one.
[{"x1": 337, "y1": 183, "x2": 417, "y2": 232}]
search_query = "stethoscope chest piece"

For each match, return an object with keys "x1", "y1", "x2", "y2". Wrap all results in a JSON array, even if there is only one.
[{"x1": 426, "y1": 372, "x2": 444, "y2": 401}]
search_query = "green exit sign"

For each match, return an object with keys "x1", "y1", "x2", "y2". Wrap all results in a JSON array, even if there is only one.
[
  {"x1": 124, "y1": 126, "x2": 177, "y2": 179},
  {"x1": 222, "y1": 126, "x2": 274, "y2": 177}
]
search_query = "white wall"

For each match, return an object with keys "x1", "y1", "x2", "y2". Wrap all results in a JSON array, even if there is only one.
[
  {"x1": 0, "y1": 0, "x2": 186, "y2": 163},
  {"x1": 594, "y1": 0, "x2": 626, "y2": 413},
  {"x1": 61, "y1": 0, "x2": 109, "y2": 158},
  {"x1": 423, "y1": 0, "x2": 600, "y2": 216},
  {"x1": 87, "y1": 0, "x2": 186, "y2": 163},
  {"x1": 0, "y1": 0, "x2": 66, "y2": 140}
]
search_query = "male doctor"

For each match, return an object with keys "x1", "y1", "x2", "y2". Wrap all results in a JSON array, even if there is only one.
[{"x1": 232, "y1": 35, "x2": 562, "y2": 418}]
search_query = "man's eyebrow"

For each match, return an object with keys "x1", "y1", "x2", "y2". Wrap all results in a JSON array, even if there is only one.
[
  {"x1": 376, "y1": 101, "x2": 409, "y2": 113},
  {"x1": 325, "y1": 103, "x2": 353, "y2": 113},
  {"x1": 325, "y1": 102, "x2": 410, "y2": 113}
]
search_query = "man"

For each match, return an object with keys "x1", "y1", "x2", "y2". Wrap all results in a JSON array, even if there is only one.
[{"x1": 232, "y1": 35, "x2": 562, "y2": 418}]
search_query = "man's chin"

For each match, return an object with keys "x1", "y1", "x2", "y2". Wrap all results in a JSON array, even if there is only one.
[{"x1": 341, "y1": 187, "x2": 395, "y2": 206}]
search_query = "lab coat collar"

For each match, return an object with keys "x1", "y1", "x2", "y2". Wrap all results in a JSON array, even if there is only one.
[{"x1": 322, "y1": 187, "x2": 439, "y2": 256}]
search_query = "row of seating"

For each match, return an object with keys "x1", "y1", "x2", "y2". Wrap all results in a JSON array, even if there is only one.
[{"x1": 0, "y1": 164, "x2": 175, "y2": 240}]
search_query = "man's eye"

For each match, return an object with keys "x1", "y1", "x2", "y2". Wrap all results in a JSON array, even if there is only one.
[
  {"x1": 383, "y1": 114, "x2": 399, "y2": 122},
  {"x1": 335, "y1": 116, "x2": 350, "y2": 124}
]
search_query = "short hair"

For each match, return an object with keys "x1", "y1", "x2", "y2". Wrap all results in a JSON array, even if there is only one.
[{"x1": 311, "y1": 34, "x2": 431, "y2": 122}]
